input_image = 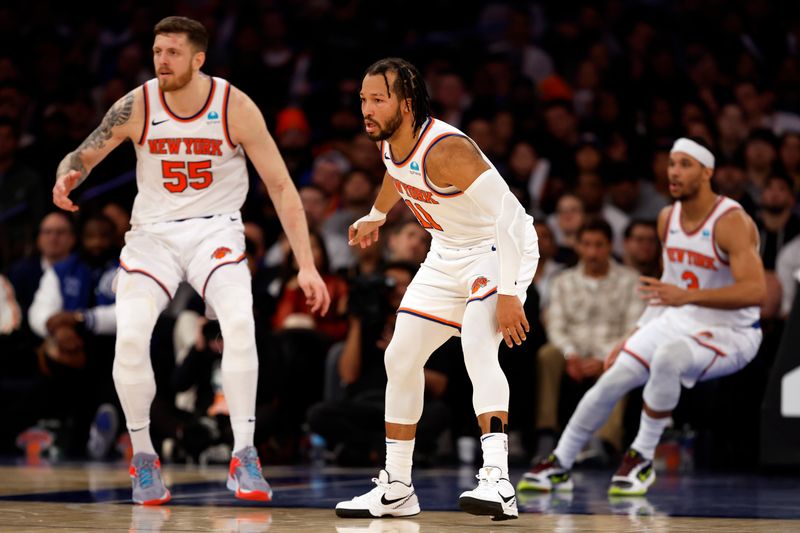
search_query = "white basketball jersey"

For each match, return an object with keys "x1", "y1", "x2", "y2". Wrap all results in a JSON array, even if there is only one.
[
  {"x1": 382, "y1": 117, "x2": 533, "y2": 249},
  {"x1": 131, "y1": 76, "x2": 247, "y2": 225},
  {"x1": 661, "y1": 196, "x2": 760, "y2": 326}
]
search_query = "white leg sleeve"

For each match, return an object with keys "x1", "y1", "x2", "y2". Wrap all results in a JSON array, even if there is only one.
[
  {"x1": 642, "y1": 339, "x2": 694, "y2": 412},
  {"x1": 460, "y1": 299, "x2": 508, "y2": 415},
  {"x1": 203, "y1": 261, "x2": 259, "y2": 452},
  {"x1": 554, "y1": 355, "x2": 650, "y2": 469},
  {"x1": 112, "y1": 271, "x2": 169, "y2": 433},
  {"x1": 384, "y1": 313, "x2": 453, "y2": 425}
]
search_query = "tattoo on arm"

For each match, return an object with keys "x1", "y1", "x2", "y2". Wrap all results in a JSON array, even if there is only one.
[{"x1": 56, "y1": 92, "x2": 135, "y2": 184}]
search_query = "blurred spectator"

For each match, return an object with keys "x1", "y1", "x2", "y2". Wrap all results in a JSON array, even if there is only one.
[
  {"x1": 506, "y1": 140, "x2": 562, "y2": 217},
  {"x1": 757, "y1": 174, "x2": 800, "y2": 269},
  {"x1": 322, "y1": 169, "x2": 375, "y2": 242},
  {"x1": 622, "y1": 219, "x2": 661, "y2": 278},
  {"x1": 310, "y1": 150, "x2": 351, "y2": 214},
  {"x1": 274, "y1": 106, "x2": 313, "y2": 180},
  {"x1": 28, "y1": 213, "x2": 118, "y2": 340},
  {"x1": 101, "y1": 202, "x2": 131, "y2": 250},
  {"x1": 0, "y1": 274, "x2": 21, "y2": 335},
  {"x1": 386, "y1": 220, "x2": 431, "y2": 265},
  {"x1": 776, "y1": 235, "x2": 800, "y2": 317},
  {"x1": 716, "y1": 104, "x2": 749, "y2": 161},
  {"x1": 714, "y1": 160, "x2": 759, "y2": 218},
  {"x1": 531, "y1": 220, "x2": 565, "y2": 310},
  {"x1": 574, "y1": 171, "x2": 628, "y2": 256},
  {"x1": 0, "y1": 117, "x2": 44, "y2": 268},
  {"x1": 534, "y1": 219, "x2": 643, "y2": 460},
  {"x1": 430, "y1": 71, "x2": 470, "y2": 129},
  {"x1": 778, "y1": 132, "x2": 800, "y2": 192},
  {"x1": 605, "y1": 162, "x2": 668, "y2": 221},
  {"x1": 273, "y1": 231, "x2": 348, "y2": 342},
  {"x1": 7, "y1": 212, "x2": 76, "y2": 318},
  {"x1": 743, "y1": 129, "x2": 779, "y2": 196},
  {"x1": 548, "y1": 193, "x2": 584, "y2": 264}
]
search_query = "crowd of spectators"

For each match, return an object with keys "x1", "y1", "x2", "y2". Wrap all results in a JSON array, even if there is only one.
[{"x1": 1, "y1": 1, "x2": 799, "y2": 468}]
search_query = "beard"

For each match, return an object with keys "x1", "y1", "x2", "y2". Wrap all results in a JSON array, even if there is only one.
[
  {"x1": 365, "y1": 108, "x2": 403, "y2": 141},
  {"x1": 158, "y1": 68, "x2": 193, "y2": 92},
  {"x1": 763, "y1": 204, "x2": 787, "y2": 215}
]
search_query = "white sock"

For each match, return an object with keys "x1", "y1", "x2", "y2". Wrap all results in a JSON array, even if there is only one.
[
  {"x1": 128, "y1": 423, "x2": 156, "y2": 455},
  {"x1": 481, "y1": 432, "x2": 509, "y2": 477},
  {"x1": 222, "y1": 368, "x2": 258, "y2": 454},
  {"x1": 385, "y1": 438, "x2": 414, "y2": 485},
  {"x1": 631, "y1": 411, "x2": 671, "y2": 460}
]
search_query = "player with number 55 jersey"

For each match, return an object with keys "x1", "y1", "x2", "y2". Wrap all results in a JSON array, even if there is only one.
[{"x1": 52, "y1": 15, "x2": 330, "y2": 506}]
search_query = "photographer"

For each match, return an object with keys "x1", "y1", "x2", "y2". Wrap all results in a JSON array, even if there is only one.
[{"x1": 307, "y1": 262, "x2": 450, "y2": 466}]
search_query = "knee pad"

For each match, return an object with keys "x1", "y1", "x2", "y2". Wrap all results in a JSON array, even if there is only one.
[
  {"x1": 113, "y1": 276, "x2": 165, "y2": 382},
  {"x1": 643, "y1": 339, "x2": 693, "y2": 411}
]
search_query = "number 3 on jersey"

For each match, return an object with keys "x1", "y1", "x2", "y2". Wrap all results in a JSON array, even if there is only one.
[
  {"x1": 404, "y1": 200, "x2": 443, "y2": 231},
  {"x1": 162, "y1": 160, "x2": 213, "y2": 193},
  {"x1": 681, "y1": 270, "x2": 700, "y2": 290}
]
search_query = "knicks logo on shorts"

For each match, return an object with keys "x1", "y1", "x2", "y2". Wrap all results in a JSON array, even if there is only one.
[
  {"x1": 471, "y1": 276, "x2": 488, "y2": 294},
  {"x1": 211, "y1": 247, "x2": 232, "y2": 259},
  {"x1": 696, "y1": 331, "x2": 713, "y2": 339}
]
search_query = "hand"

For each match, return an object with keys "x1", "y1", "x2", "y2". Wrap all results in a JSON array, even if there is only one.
[
  {"x1": 297, "y1": 267, "x2": 331, "y2": 316},
  {"x1": 580, "y1": 357, "x2": 604, "y2": 378},
  {"x1": 45, "y1": 311, "x2": 79, "y2": 335},
  {"x1": 639, "y1": 276, "x2": 692, "y2": 306},
  {"x1": 604, "y1": 340, "x2": 625, "y2": 371},
  {"x1": 348, "y1": 218, "x2": 384, "y2": 248},
  {"x1": 496, "y1": 294, "x2": 529, "y2": 348},
  {"x1": 53, "y1": 170, "x2": 82, "y2": 212},
  {"x1": 565, "y1": 354, "x2": 584, "y2": 381}
]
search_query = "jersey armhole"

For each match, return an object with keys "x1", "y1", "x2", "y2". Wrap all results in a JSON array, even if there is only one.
[
  {"x1": 711, "y1": 206, "x2": 742, "y2": 265},
  {"x1": 137, "y1": 84, "x2": 149, "y2": 146},
  {"x1": 222, "y1": 81, "x2": 236, "y2": 149}
]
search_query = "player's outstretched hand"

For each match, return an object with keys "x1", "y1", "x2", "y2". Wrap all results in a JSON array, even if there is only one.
[
  {"x1": 298, "y1": 267, "x2": 331, "y2": 316},
  {"x1": 53, "y1": 170, "x2": 82, "y2": 212},
  {"x1": 496, "y1": 294, "x2": 529, "y2": 348},
  {"x1": 348, "y1": 219, "x2": 384, "y2": 248}
]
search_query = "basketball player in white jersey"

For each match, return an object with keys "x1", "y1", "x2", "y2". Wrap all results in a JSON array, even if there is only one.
[
  {"x1": 52, "y1": 16, "x2": 330, "y2": 505},
  {"x1": 335, "y1": 58, "x2": 539, "y2": 521},
  {"x1": 518, "y1": 137, "x2": 766, "y2": 496}
]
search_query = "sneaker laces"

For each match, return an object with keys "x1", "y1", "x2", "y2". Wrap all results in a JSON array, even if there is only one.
[
  {"x1": 240, "y1": 449, "x2": 263, "y2": 478},
  {"x1": 616, "y1": 449, "x2": 645, "y2": 476},
  {"x1": 136, "y1": 459, "x2": 156, "y2": 489}
]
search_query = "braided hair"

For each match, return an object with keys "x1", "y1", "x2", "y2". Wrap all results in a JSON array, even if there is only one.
[{"x1": 364, "y1": 58, "x2": 431, "y2": 135}]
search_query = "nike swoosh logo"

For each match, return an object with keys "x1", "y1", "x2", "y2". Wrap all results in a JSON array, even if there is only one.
[
  {"x1": 500, "y1": 494, "x2": 516, "y2": 503},
  {"x1": 151, "y1": 119, "x2": 169, "y2": 126},
  {"x1": 247, "y1": 418, "x2": 255, "y2": 423},
  {"x1": 669, "y1": 229, "x2": 679, "y2": 234},
  {"x1": 130, "y1": 426, "x2": 147, "y2": 433},
  {"x1": 384, "y1": 154, "x2": 390, "y2": 160},
  {"x1": 381, "y1": 492, "x2": 413, "y2": 506},
  {"x1": 230, "y1": 217, "x2": 238, "y2": 221}
]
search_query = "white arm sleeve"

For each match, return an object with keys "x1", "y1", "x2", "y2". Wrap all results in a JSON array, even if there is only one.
[
  {"x1": 464, "y1": 168, "x2": 530, "y2": 295},
  {"x1": 28, "y1": 268, "x2": 63, "y2": 338},
  {"x1": 85, "y1": 304, "x2": 117, "y2": 335}
]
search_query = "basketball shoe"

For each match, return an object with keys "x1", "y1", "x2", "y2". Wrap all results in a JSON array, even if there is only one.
[
  {"x1": 130, "y1": 453, "x2": 171, "y2": 505},
  {"x1": 516, "y1": 454, "x2": 574, "y2": 492},
  {"x1": 458, "y1": 466, "x2": 518, "y2": 521},
  {"x1": 608, "y1": 449, "x2": 655, "y2": 496},
  {"x1": 227, "y1": 446, "x2": 273, "y2": 501},
  {"x1": 335, "y1": 470, "x2": 420, "y2": 518}
]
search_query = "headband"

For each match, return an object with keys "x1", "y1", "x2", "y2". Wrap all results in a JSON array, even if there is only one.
[{"x1": 670, "y1": 138, "x2": 715, "y2": 169}]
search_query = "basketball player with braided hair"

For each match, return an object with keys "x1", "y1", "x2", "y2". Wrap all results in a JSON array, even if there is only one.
[{"x1": 335, "y1": 58, "x2": 539, "y2": 521}]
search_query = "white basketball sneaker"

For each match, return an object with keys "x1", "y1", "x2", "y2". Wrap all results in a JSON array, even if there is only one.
[
  {"x1": 335, "y1": 470, "x2": 420, "y2": 518},
  {"x1": 458, "y1": 466, "x2": 518, "y2": 521}
]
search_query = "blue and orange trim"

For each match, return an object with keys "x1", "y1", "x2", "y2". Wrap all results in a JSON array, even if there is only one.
[
  {"x1": 467, "y1": 287, "x2": 498, "y2": 304},
  {"x1": 159, "y1": 77, "x2": 216, "y2": 122},
  {"x1": 397, "y1": 307, "x2": 461, "y2": 332},
  {"x1": 421, "y1": 132, "x2": 466, "y2": 198},
  {"x1": 388, "y1": 118, "x2": 433, "y2": 166}
]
